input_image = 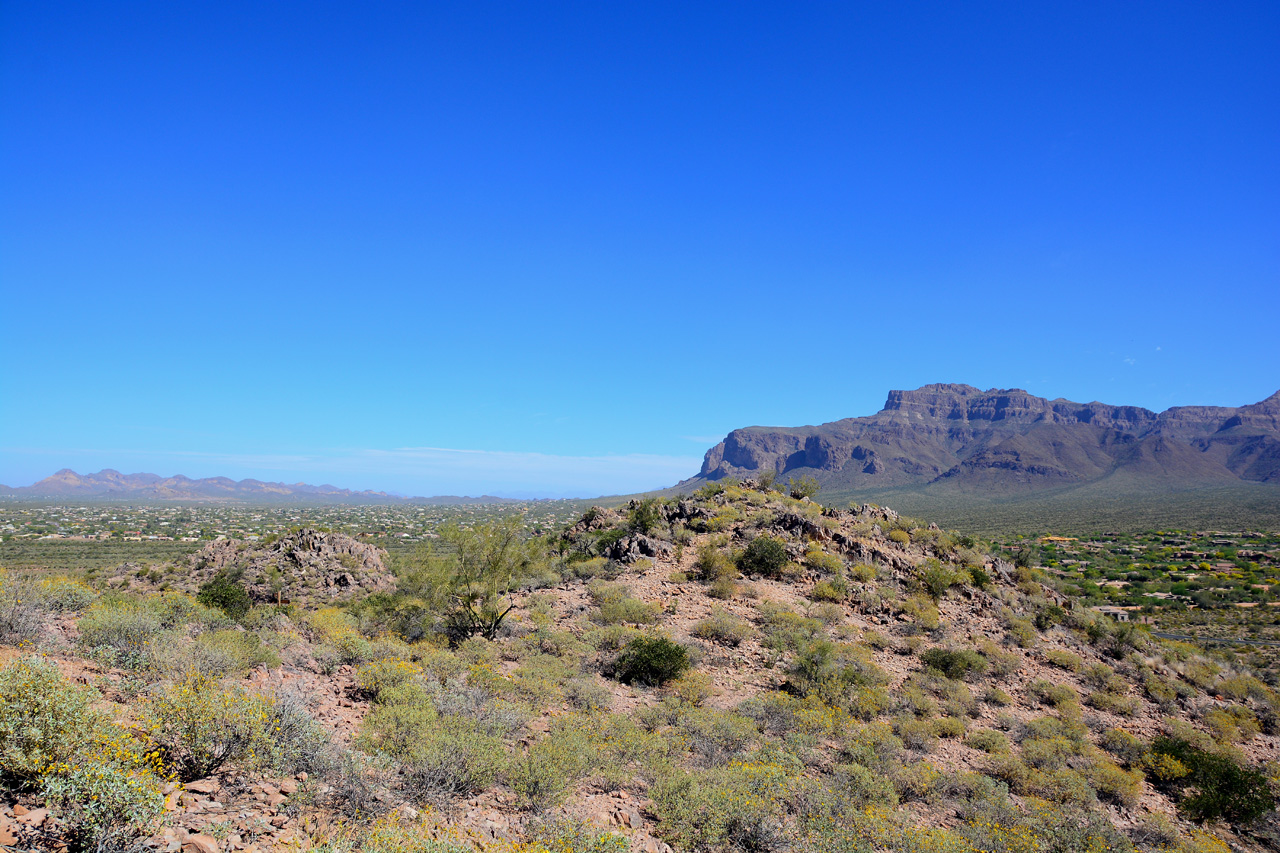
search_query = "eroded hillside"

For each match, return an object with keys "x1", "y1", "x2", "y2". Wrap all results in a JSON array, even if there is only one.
[{"x1": 0, "y1": 483, "x2": 1276, "y2": 853}]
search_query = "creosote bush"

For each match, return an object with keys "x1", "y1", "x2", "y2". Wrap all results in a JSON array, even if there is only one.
[
  {"x1": 613, "y1": 635, "x2": 691, "y2": 686},
  {"x1": 738, "y1": 535, "x2": 791, "y2": 578}
]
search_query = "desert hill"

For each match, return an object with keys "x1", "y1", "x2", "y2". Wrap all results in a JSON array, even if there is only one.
[{"x1": 0, "y1": 481, "x2": 1275, "y2": 852}]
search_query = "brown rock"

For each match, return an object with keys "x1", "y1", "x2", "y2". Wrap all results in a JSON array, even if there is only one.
[
  {"x1": 185, "y1": 779, "x2": 220, "y2": 795},
  {"x1": 12, "y1": 805, "x2": 28, "y2": 816},
  {"x1": 278, "y1": 779, "x2": 298, "y2": 795},
  {"x1": 183, "y1": 835, "x2": 220, "y2": 853},
  {"x1": 15, "y1": 807, "x2": 48, "y2": 827}
]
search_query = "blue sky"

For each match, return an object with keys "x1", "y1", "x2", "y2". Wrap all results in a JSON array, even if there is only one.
[{"x1": 2, "y1": 1, "x2": 1277, "y2": 497}]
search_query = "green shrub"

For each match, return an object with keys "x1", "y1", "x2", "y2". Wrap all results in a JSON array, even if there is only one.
[
  {"x1": 0, "y1": 657, "x2": 166, "y2": 850},
  {"x1": 809, "y1": 579, "x2": 846, "y2": 603},
  {"x1": 935, "y1": 716, "x2": 966, "y2": 739},
  {"x1": 895, "y1": 716, "x2": 938, "y2": 751},
  {"x1": 738, "y1": 536, "x2": 791, "y2": 577},
  {"x1": 38, "y1": 577, "x2": 99, "y2": 612},
  {"x1": 694, "y1": 542, "x2": 737, "y2": 583},
  {"x1": 197, "y1": 572, "x2": 252, "y2": 620},
  {"x1": 614, "y1": 635, "x2": 691, "y2": 686},
  {"x1": 42, "y1": 759, "x2": 165, "y2": 850},
  {"x1": 887, "y1": 529, "x2": 911, "y2": 545},
  {"x1": 651, "y1": 761, "x2": 794, "y2": 853},
  {"x1": 589, "y1": 582, "x2": 660, "y2": 625},
  {"x1": 356, "y1": 658, "x2": 421, "y2": 701},
  {"x1": 692, "y1": 609, "x2": 752, "y2": 646},
  {"x1": 1086, "y1": 689, "x2": 1139, "y2": 717},
  {"x1": 1046, "y1": 649, "x2": 1083, "y2": 672},
  {"x1": 142, "y1": 673, "x2": 274, "y2": 780},
  {"x1": 1148, "y1": 736, "x2": 1276, "y2": 823},
  {"x1": 786, "y1": 639, "x2": 890, "y2": 718},
  {"x1": 509, "y1": 723, "x2": 595, "y2": 811},
  {"x1": 628, "y1": 498, "x2": 664, "y2": 535},
  {"x1": 920, "y1": 648, "x2": 988, "y2": 681},
  {"x1": 965, "y1": 729, "x2": 1010, "y2": 754},
  {"x1": 918, "y1": 559, "x2": 961, "y2": 601},
  {"x1": 526, "y1": 819, "x2": 629, "y2": 853},
  {"x1": 0, "y1": 656, "x2": 103, "y2": 778}
]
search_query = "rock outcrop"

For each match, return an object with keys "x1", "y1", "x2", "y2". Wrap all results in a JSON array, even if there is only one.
[{"x1": 184, "y1": 529, "x2": 395, "y2": 604}]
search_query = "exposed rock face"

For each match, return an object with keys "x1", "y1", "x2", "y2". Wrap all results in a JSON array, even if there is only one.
[
  {"x1": 185, "y1": 529, "x2": 395, "y2": 604},
  {"x1": 690, "y1": 384, "x2": 1280, "y2": 494}
]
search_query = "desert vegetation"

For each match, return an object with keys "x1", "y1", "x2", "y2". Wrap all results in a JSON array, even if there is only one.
[{"x1": 0, "y1": 482, "x2": 1276, "y2": 852}]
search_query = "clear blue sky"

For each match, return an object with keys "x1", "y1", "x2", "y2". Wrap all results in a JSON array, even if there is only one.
[{"x1": 2, "y1": 2, "x2": 1277, "y2": 497}]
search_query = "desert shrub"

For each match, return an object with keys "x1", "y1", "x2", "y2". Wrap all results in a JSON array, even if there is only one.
[
  {"x1": 509, "y1": 722, "x2": 596, "y2": 811},
  {"x1": 920, "y1": 648, "x2": 987, "y2": 681},
  {"x1": 807, "y1": 602, "x2": 844, "y2": 626},
  {"x1": 918, "y1": 559, "x2": 961, "y2": 601},
  {"x1": 887, "y1": 529, "x2": 911, "y2": 546},
  {"x1": 809, "y1": 579, "x2": 845, "y2": 603},
  {"x1": 738, "y1": 535, "x2": 791, "y2": 577},
  {"x1": 197, "y1": 572, "x2": 252, "y2": 620},
  {"x1": 589, "y1": 581, "x2": 660, "y2": 625},
  {"x1": 1148, "y1": 736, "x2": 1276, "y2": 824},
  {"x1": 1086, "y1": 689, "x2": 1140, "y2": 717},
  {"x1": 0, "y1": 577, "x2": 46, "y2": 646},
  {"x1": 0, "y1": 656, "x2": 104, "y2": 778},
  {"x1": 899, "y1": 594, "x2": 940, "y2": 630},
  {"x1": 180, "y1": 628, "x2": 280, "y2": 677},
  {"x1": 1084, "y1": 756, "x2": 1143, "y2": 806},
  {"x1": 692, "y1": 608, "x2": 752, "y2": 646},
  {"x1": 357, "y1": 658, "x2": 421, "y2": 701},
  {"x1": 977, "y1": 639, "x2": 1021, "y2": 678},
  {"x1": 849, "y1": 563, "x2": 878, "y2": 583},
  {"x1": 38, "y1": 577, "x2": 99, "y2": 612},
  {"x1": 78, "y1": 597, "x2": 165, "y2": 668},
  {"x1": 895, "y1": 716, "x2": 938, "y2": 752},
  {"x1": 142, "y1": 672, "x2": 277, "y2": 780},
  {"x1": 667, "y1": 671, "x2": 717, "y2": 706},
  {"x1": 757, "y1": 602, "x2": 822, "y2": 653},
  {"x1": 965, "y1": 729, "x2": 1010, "y2": 754},
  {"x1": 805, "y1": 546, "x2": 843, "y2": 575},
  {"x1": 628, "y1": 498, "x2": 664, "y2": 535},
  {"x1": 984, "y1": 686, "x2": 1013, "y2": 706},
  {"x1": 788, "y1": 475, "x2": 820, "y2": 500},
  {"x1": 398, "y1": 715, "x2": 507, "y2": 802},
  {"x1": 564, "y1": 677, "x2": 612, "y2": 712},
  {"x1": 1006, "y1": 615, "x2": 1037, "y2": 648},
  {"x1": 679, "y1": 708, "x2": 758, "y2": 766},
  {"x1": 1101, "y1": 728, "x2": 1148, "y2": 767},
  {"x1": 613, "y1": 635, "x2": 691, "y2": 686},
  {"x1": 0, "y1": 657, "x2": 166, "y2": 849},
  {"x1": 935, "y1": 716, "x2": 966, "y2": 739},
  {"x1": 1046, "y1": 649, "x2": 1083, "y2": 672},
  {"x1": 787, "y1": 639, "x2": 890, "y2": 719},
  {"x1": 42, "y1": 760, "x2": 165, "y2": 852},
  {"x1": 651, "y1": 761, "x2": 794, "y2": 853},
  {"x1": 526, "y1": 819, "x2": 629, "y2": 853},
  {"x1": 1203, "y1": 705, "x2": 1260, "y2": 743}
]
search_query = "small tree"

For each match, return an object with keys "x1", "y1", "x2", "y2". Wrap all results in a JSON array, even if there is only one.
[
  {"x1": 404, "y1": 517, "x2": 543, "y2": 642},
  {"x1": 787, "y1": 475, "x2": 820, "y2": 500}
]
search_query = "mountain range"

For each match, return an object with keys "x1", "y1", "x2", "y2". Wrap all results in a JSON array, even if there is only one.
[
  {"x1": 679, "y1": 383, "x2": 1280, "y2": 497},
  {"x1": 0, "y1": 469, "x2": 518, "y2": 504}
]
